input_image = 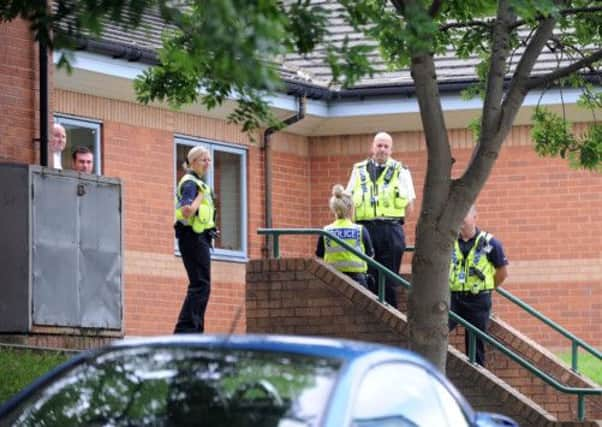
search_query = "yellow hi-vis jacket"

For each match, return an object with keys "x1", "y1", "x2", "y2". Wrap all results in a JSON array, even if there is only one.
[
  {"x1": 323, "y1": 219, "x2": 367, "y2": 273},
  {"x1": 449, "y1": 231, "x2": 496, "y2": 294},
  {"x1": 175, "y1": 173, "x2": 215, "y2": 234},
  {"x1": 350, "y1": 159, "x2": 408, "y2": 221}
]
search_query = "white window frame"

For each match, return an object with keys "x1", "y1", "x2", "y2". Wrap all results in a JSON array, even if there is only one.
[
  {"x1": 54, "y1": 114, "x2": 102, "y2": 175},
  {"x1": 174, "y1": 135, "x2": 248, "y2": 262}
]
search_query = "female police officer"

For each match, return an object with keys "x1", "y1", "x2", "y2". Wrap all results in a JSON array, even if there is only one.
[
  {"x1": 316, "y1": 184, "x2": 374, "y2": 287},
  {"x1": 174, "y1": 146, "x2": 216, "y2": 333}
]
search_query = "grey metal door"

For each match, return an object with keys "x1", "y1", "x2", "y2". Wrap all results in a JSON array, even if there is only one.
[{"x1": 32, "y1": 172, "x2": 122, "y2": 329}]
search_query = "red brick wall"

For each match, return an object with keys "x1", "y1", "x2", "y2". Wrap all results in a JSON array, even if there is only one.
[
  {"x1": 308, "y1": 129, "x2": 602, "y2": 347},
  {"x1": 0, "y1": 19, "x2": 37, "y2": 164},
  {"x1": 47, "y1": 91, "x2": 313, "y2": 336},
  {"x1": 270, "y1": 133, "x2": 313, "y2": 256},
  {"x1": 1, "y1": 35, "x2": 600, "y2": 348},
  {"x1": 246, "y1": 258, "x2": 602, "y2": 424}
]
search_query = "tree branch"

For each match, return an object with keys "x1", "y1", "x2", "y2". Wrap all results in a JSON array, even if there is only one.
[
  {"x1": 441, "y1": 7, "x2": 602, "y2": 33},
  {"x1": 509, "y1": 6, "x2": 602, "y2": 31},
  {"x1": 455, "y1": 1, "x2": 519, "y2": 211},
  {"x1": 410, "y1": 51, "x2": 454, "y2": 220},
  {"x1": 479, "y1": 0, "x2": 515, "y2": 145},
  {"x1": 439, "y1": 19, "x2": 493, "y2": 32},
  {"x1": 498, "y1": 17, "x2": 557, "y2": 136},
  {"x1": 389, "y1": 0, "x2": 405, "y2": 14},
  {"x1": 550, "y1": 37, "x2": 598, "y2": 73},
  {"x1": 428, "y1": 0, "x2": 443, "y2": 18},
  {"x1": 526, "y1": 49, "x2": 602, "y2": 90}
]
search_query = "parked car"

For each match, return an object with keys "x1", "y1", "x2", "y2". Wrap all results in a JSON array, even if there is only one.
[{"x1": 0, "y1": 335, "x2": 517, "y2": 427}]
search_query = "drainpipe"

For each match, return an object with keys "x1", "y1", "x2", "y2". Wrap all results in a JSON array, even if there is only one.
[
  {"x1": 262, "y1": 96, "x2": 306, "y2": 258},
  {"x1": 39, "y1": 39, "x2": 49, "y2": 167}
]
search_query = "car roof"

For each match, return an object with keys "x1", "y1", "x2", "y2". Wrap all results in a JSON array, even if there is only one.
[{"x1": 108, "y1": 334, "x2": 426, "y2": 365}]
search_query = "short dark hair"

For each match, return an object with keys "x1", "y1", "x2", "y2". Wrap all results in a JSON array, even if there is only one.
[{"x1": 72, "y1": 145, "x2": 92, "y2": 161}]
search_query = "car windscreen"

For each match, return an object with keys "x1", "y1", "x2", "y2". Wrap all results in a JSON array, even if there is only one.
[{"x1": 3, "y1": 345, "x2": 343, "y2": 427}]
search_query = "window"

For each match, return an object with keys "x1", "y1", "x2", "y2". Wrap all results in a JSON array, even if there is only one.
[
  {"x1": 3, "y1": 346, "x2": 341, "y2": 426},
  {"x1": 54, "y1": 115, "x2": 102, "y2": 175},
  {"x1": 350, "y1": 363, "x2": 470, "y2": 427},
  {"x1": 174, "y1": 136, "x2": 248, "y2": 261}
]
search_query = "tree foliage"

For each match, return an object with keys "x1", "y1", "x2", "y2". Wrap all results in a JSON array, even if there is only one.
[
  {"x1": 3, "y1": 1, "x2": 601, "y2": 149},
  {"x1": 3, "y1": 0, "x2": 602, "y2": 370}
]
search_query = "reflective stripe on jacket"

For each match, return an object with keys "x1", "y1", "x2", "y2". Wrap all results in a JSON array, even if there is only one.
[
  {"x1": 449, "y1": 231, "x2": 496, "y2": 293},
  {"x1": 323, "y1": 219, "x2": 367, "y2": 273},
  {"x1": 175, "y1": 173, "x2": 216, "y2": 234},
  {"x1": 350, "y1": 159, "x2": 408, "y2": 221}
]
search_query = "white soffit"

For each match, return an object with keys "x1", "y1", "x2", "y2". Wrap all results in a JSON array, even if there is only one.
[{"x1": 54, "y1": 51, "x2": 596, "y2": 136}]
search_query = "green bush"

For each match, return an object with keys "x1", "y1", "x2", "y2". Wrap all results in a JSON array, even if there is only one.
[{"x1": 0, "y1": 347, "x2": 71, "y2": 404}]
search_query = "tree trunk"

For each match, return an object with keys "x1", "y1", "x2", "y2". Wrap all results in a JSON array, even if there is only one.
[
  {"x1": 408, "y1": 212, "x2": 456, "y2": 372},
  {"x1": 406, "y1": 48, "x2": 458, "y2": 372}
]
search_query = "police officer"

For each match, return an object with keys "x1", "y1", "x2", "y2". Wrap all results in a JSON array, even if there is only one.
[
  {"x1": 346, "y1": 132, "x2": 415, "y2": 307},
  {"x1": 174, "y1": 146, "x2": 216, "y2": 333},
  {"x1": 448, "y1": 205, "x2": 508, "y2": 366},
  {"x1": 316, "y1": 184, "x2": 374, "y2": 287}
]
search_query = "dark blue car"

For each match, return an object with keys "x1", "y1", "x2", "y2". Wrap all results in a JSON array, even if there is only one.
[{"x1": 0, "y1": 335, "x2": 517, "y2": 426}]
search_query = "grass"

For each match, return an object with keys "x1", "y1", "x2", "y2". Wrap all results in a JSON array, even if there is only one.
[
  {"x1": 0, "y1": 347, "x2": 71, "y2": 404},
  {"x1": 556, "y1": 351, "x2": 602, "y2": 385}
]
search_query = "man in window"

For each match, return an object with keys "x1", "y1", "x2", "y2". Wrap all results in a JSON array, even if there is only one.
[
  {"x1": 49, "y1": 123, "x2": 67, "y2": 169},
  {"x1": 72, "y1": 146, "x2": 94, "y2": 174}
]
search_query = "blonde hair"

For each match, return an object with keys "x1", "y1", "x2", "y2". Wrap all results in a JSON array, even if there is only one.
[
  {"x1": 329, "y1": 184, "x2": 353, "y2": 219},
  {"x1": 183, "y1": 145, "x2": 210, "y2": 170}
]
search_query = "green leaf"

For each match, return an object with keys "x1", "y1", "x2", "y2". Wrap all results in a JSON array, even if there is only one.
[{"x1": 532, "y1": 107, "x2": 602, "y2": 172}]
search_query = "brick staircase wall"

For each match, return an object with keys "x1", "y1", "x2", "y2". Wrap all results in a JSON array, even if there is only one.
[
  {"x1": 246, "y1": 257, "x2": 602, "y2": 426},
  {"x1": 395, "y1": 286, "x2": 602, "y2": 421}
]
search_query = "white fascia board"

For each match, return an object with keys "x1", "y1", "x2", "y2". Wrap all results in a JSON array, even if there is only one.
[
  {"x1": 325, "y1": 89, "x2": 584, "y2": 117},
  {"x1": 54, "y1": 50, "x2": 147, "y2": 81},
  {"x1": 55, "y1": 51, "x2": 586, "y2": 119}
]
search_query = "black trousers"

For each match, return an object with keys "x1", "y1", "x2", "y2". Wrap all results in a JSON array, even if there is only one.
[
  {"x1": 360, "y1": 220, "x2": 405, "y2": 308},
  {"x1": 344, "y1": 272, "x2": 369, "y2": 288},
  {"x1": 174, "y1": 227, "x2": 211, "y2": 333},
  {"x1": 448, "y1": 291, "x2": 492, "y2": 366}
]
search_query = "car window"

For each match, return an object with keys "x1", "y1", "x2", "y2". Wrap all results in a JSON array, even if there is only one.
[
  {"x1": 350, "y1": 362, "x2": 469, "y2": 427},
  {"x1": 5, "y1": 346, "x2": 342, "y2": 427}
]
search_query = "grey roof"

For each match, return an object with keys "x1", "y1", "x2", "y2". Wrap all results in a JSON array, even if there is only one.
[{"x1": 67, "y1": 1, "x2": 590, "y2": 96}]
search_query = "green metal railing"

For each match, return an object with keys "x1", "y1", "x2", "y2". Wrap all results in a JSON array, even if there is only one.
[
  {"x1": 258, "y1": 227, "x2": 602, "y2": 421},
  {"x1": 494, "y1": 287, "x2": 601, "y2": 372}
]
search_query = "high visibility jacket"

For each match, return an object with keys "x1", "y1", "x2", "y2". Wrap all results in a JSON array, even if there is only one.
[
  {"x1": 323, "y1": 219, "x2": 367, "y2": 273},
  {"x1": 175, "y1": 173, "x2": 216, "y2": 234},
  {"x1": 350, "y1": 159, "x2": 408, "y2": 221},
  {"x1": 449, "y1": 231, "x2": 496, "y2": 293}
]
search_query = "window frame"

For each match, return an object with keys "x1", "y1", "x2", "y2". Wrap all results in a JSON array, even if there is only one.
[
  {"x1": 54, "y1": 114, "x2": 102, "y2": 175},
  {"x1": 174, "y1": 135, "x2": 248, "y2": 262}
]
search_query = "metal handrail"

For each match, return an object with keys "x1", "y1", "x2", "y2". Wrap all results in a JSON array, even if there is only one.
[
  {"x1": 399, "y1": 246, "x2": 600, "y2": 370},
  {"x1": 258, "y1": 228, "x2": 412, "y2": 303},
  {"x1": 257, "y1": 227, "x2": 602, "y2": 421},
  {"x1": 494, "y1": 287, "x2": 601, "y2": 371},
  {"x1": 451, "y1": 310, "x2": 601, "y2": 421}
]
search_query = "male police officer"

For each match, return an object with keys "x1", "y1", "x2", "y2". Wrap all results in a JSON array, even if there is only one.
[
  {"x1": 448, "y1": 205, "x2": 508, "y2": 366},
  {"x1": 346, "y1": 132, "x2": 415, "y2": 308}
]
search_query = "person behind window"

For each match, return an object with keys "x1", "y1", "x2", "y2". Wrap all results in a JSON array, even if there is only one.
[
  {"x1": 72, "y1": 145, "x2": 94, "y2": 174},
  {"x1": 316, "y1": 184, "x2": 374, "y2": 288},
  {"x1": 174, "y1": 146, "x2": 217, "y2": 333},
  {"x1": 48, "y1": 123, "x2": 66, "y2": 169}
]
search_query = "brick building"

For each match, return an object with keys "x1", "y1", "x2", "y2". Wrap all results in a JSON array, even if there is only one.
[{"x1": 1, "y1": 13, "x2": 600, "y2": 349}]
